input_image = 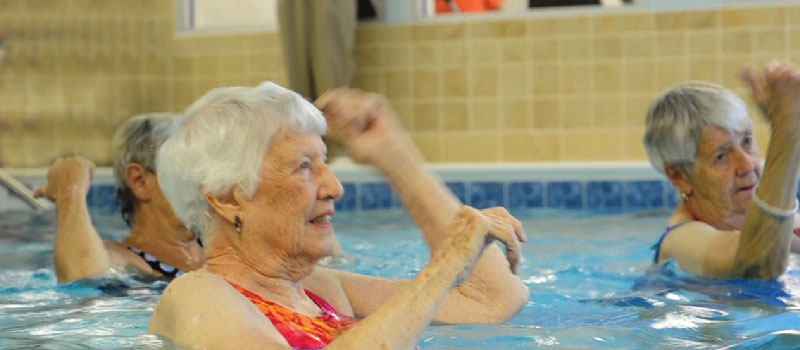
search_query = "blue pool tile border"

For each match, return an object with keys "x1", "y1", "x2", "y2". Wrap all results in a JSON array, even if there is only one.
[
  {"x1": 358, "y1": 182, "x2": 394, "y2": 210},
  {"x1": 334, "y1": 179, "x2": 685, "y2": 212},
  {"x1": 508, "y1": 182, "x2": 544, "y2": 209},
  {"x1": 587, "y1": 181, "x2": 623, "y2": 211},
  {"x1": 547, "y1": 181, "x2": 584, "y2": 210},
  {"x1": 5, "y1": 178, "x2": 800, "y2": 214},
  {"x1": 446, "y1": 182, "x2": 468, "y2": 205},
  {"x1": 624, "y1": 180, "x2": 665, "y2": 210},
  {"x1": 469, "y1": 182, "x2": 505, "y2": 209}
]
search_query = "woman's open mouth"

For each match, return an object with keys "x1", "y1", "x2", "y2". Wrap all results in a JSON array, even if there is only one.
[
  {"x1": 310, "y1": 214, "x2": 332, "y2": 225},
  {"x1": 736, "y1": 185, "x2": 755, "y2": 194},
  {"x1": 309, "y1": 210, "x2": 335, "y2": 227}
]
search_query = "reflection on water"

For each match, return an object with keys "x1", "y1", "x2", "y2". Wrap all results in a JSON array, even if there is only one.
[{"x1": 1, "y1": 209, "x2": 799, "y2": 349}]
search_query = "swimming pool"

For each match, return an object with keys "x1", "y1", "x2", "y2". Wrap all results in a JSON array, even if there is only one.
[{"x1": 2, "y1": 206, "x2": 800, "y2": 349}]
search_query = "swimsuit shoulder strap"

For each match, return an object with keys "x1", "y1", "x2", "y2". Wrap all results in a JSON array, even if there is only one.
[
  {"x1": 651, "y1": 222, "x2": 690, "y2": 264},
  {"x1": 304, "y1": 289, "x2": 338, "y2": 314}
]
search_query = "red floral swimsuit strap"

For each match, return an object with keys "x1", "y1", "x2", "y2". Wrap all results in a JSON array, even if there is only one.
[{"x1": 229, "y1": 282, "x2": 359, "y2": 349}]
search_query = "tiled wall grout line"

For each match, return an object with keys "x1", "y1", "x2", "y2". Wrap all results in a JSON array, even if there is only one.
[{"x1": 3, "y1": 4, "x2": 798, "y2": 166}]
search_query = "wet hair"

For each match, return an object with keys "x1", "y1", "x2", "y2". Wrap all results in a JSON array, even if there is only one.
[
  {"x1": 644, "y1": 81, "x2": 752, "y2": 177},
  {"x1": 112, "y1": 114, "x2": 181, "y2": 227},
  {"x1": 156, "y1": 82, "x2": 327, "y2": 242}
]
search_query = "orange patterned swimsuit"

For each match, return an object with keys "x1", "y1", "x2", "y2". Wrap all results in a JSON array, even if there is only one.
[{"x1": 230, "y1": 283, "x2": 359, "y2": 349}]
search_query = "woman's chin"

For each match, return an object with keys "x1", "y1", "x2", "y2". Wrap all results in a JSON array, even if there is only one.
[
  {"x1": 731, "y1": 197, "x2": 752, "y2": 218},
  {"x1": 309, "y1": 236, "x2": 339, "y2": 259},
  {"x1": 731, "y1": 189, "x2": 754, "y2": 207}
]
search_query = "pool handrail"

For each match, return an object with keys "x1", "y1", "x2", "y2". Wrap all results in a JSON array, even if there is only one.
[{"x1": 0, "y1": 168, "x2": 53, "y2": 210}]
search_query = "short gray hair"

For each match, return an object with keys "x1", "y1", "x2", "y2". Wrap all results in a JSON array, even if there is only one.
[
  {"x1": 644, "y1": 81, "x2": 753, "y2": 176},
  {"x1": 156, "y1": 82, "x2": 327, "y2": 242},
  {"x1": 112, "y1": 113, "x2": 182, "y2": 227}
]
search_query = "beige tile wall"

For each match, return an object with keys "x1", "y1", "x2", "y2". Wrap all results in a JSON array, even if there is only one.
[
  {"x1": 0, "y1": 0, "x2": 285, "y2": 167},
  {"x1": 0, "y1": 2, "x2": 796, "y2": 166},
  {"x1": 355, "y1": 5, "x2": 800, "y2": 163}
]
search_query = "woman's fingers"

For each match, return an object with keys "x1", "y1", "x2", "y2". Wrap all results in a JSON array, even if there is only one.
[
  {"x1": 451, "y1": 206, "x2": 525, "y2": 275},
  {"x1": 33, "y1": 185, "x2": 47, "y2": 199},
  {"x1": 741, "y1": 68, "x2": 768, "y2": 107},
  {"x1": 314, "y1": 88, "x2": 344, "y2": 111},
  {"x1": 316, "y1": 88, "x2": 382, "y2": 136},
  {"x1": 509, "y1": 215, "x2": 526, "y2": 243},
  {"x1": 740, "y1": 61, "x2": 800, "y2": 126},
  {"x1": 482, "y1": 207, "x2": 527, "y2": 242},
  {"x1": 478, "y1": 207, "x2": 528, "y2": 274},
  {"x1": 487, "y1": 217, "x2": 521, "y2": 275}
]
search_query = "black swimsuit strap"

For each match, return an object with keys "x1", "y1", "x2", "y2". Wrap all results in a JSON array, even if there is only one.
[{"x1": 127, "y1": 247, "x2": 183, "y2": 280}]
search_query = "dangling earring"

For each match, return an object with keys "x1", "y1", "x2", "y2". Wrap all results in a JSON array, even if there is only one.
[
  {"x1": 681, "y1": 192, "x2": 690, "y2": 202},
  {"x1": 234, "y1": 215, "x2": 242, "y2": 233}
]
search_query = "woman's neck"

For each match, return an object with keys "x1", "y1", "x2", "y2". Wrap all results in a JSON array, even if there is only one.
[
  {"x1": 203, "y1": 232, "x2": 320, "y2": 314},
  {"x1": 123, "y1": 207, "x2": 203, "y2": 272},
  {"x1": 681, "y1": 199, "x2": 744, "y2": 231}
]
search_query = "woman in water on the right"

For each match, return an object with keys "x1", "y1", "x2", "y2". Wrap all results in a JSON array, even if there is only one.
[{"x1": 646, "y1": 61, "x2": 800, "y2": 279}]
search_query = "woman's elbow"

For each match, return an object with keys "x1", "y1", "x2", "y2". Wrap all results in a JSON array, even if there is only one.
[{"x1": 483, "y1": 280, "x2": 530, "y2": 324}]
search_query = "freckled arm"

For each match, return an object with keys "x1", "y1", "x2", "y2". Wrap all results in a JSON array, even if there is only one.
[
  {"x1": 732, "y1": 131, "x2": 800, "y2": 279},
  {"x1": 732, "y1": 64, "x2": 800, "y2": 279}
]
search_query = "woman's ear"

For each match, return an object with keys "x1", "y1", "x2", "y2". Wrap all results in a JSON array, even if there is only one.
[
  {"x1": 664, "y1": 163, "x2": 692, "y2": 197},
  {"x1": 125, "y1": 163, "x2": 152, "y2": 202},
  {"x1": 204, "y1": 186, "x2": 245, "y2": 226}
]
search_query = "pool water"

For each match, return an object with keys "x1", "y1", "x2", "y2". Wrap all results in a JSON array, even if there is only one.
[{"x1": 1, "y1": 208, "x2": 800, "y2": 349}]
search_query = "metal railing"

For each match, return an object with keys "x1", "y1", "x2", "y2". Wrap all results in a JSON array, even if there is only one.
[{"x1": 0, "y1": 169, "x2": 52, "y2": 210}]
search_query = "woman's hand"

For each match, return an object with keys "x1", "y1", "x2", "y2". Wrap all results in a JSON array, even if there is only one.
[
  {"x1": 482, "y1": 207, "x2": 527, "y2": 274},
  {"x1": 34, "y1": 157, "x2": 95, "y2": 201},
  {"x1": 741, "y1": 61, "x2": 800, "y2": 136},
  {"x1": 315, "y1": 88, "x2": 409, "y2": 164},
  {"x1": 445, "y1": 206, "x2": 525, "y2": 285}
]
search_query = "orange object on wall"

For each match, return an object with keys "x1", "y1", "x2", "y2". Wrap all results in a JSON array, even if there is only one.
[{"x1": 436, "y1": 0, "x2": 503, "y2": 13}]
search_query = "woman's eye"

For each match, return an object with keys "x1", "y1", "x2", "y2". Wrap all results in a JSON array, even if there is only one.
[
  {"x1": 715, "y1": 153, "x2": 726, "y2": 162},
  {"x1": 299, "y1": 161, "x2": 311, "y2": 170}
]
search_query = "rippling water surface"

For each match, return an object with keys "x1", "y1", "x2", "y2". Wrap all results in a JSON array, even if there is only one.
[{"x1": 1, "y1": 209, "x2": 799, "y2": 349}]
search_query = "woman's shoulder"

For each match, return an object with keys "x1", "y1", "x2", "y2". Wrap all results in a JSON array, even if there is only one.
[
  {"x1": 153, "y1": 270, "x2": 240, "y2": 321},
  {"x1": 150, "y1": 270, "x2": 288, "y2": 349},
  {"x1": 161, "y1": 270, "x2": 233, "y2": 300},
  {"x1": 302, "y1": 267, "x2": 354, "y2": 316}
]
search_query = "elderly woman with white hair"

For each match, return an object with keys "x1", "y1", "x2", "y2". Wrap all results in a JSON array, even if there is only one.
[
  {"x1": 34, "y1": 114, "x2": 203, "y2": 282},
  {"x1": 646, "y1": 61, "x2": 800, "y2": 279},
  {"x1": 148, "y1": 83, "x2": 529, "y2": 349}
]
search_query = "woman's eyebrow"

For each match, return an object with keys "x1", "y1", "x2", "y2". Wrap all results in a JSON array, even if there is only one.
[
  {"x1": 300, "y1": 151, "x2": 323, "y2": 161},
  {"x1": 715, "y1": 143, "x2": 733, "y2": 154}
]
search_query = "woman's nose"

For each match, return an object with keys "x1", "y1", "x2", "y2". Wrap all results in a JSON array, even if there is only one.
[
  {"x1": 319, "y1": 165, "x2": 344, "y2": 201},
  {"x1": 734, "y1": 147, "x2": 756, "y2": 176}
]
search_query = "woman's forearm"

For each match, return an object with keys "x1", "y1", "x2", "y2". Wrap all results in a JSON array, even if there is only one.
[
  {"x1": 374, "y1": 145, "x2": 528, "y2": 318},
  {"x1": 328, "y1": 247, "x2": 470, "y2": 350},
  {"x1": 736, "y1": 132, "x2": 800, "y2": 278},
  {"x1": 53, "y1": 190, "x2": 110, "y2": 282},
  {"x1": 373, "y1": 140, "x2": 460, "y2": 251}
]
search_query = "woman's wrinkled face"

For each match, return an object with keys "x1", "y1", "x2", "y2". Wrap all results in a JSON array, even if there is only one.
[
  {"x1": 688, "y1": 124, "x2": 761, "y2": 229},
  {"x1": 240, "y1": 131, "x2": 343, "y2": 261}
]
